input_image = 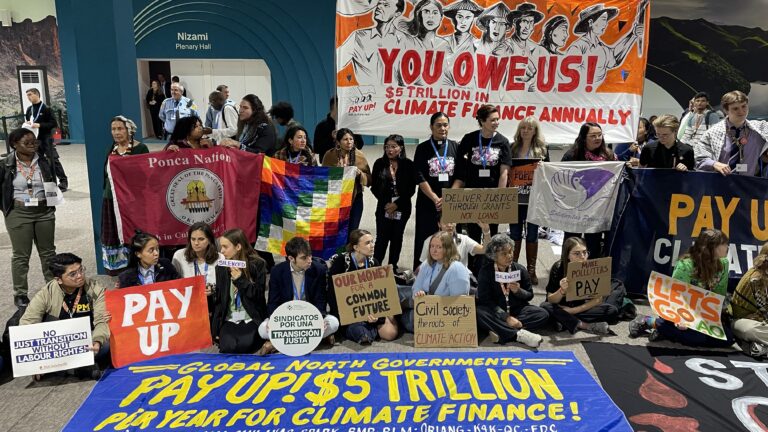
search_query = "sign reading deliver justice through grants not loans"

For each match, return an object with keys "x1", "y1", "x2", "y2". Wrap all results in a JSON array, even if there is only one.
[
  {"x1": 332, "y1": 265, "x2": 401, "y2": 325},
  {"x1": 442, "y1": 188, "x2": 518, "y2": 224}
]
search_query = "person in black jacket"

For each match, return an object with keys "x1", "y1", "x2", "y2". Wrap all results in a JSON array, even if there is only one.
[
  {"x1": 118, "y1": 231, "x2": 180, "y2": 288},
  {"x1": 218, "y1": 94, "x2": 278, "y2": 156},
  {"x1": 145, "y1": 80, "x2": 165, "y2": 139},
  {"x1": 370, "y1": 134, "x2": 419, "y2": 272},
  {"x1": 313, "y1": 96, "x2": 364, "y2": 163},
  {"x1": 212, "y1": 228, "x2": 267, "y2": 354},
  {"x1": 24, "y1": 88, "x2": 67, "y2": 191},
  {"x1": 639, "y1": 115, "x2": 695, "y2": 171},
  {"x1": 476, "y1": 234, "x2": 548, "y2": 347},
  {"x1": 1, "y1": 128, "x2": 58, "y2": 308}
]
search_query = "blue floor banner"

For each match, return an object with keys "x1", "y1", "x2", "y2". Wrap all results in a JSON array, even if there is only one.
[
  {"x1": 64, "y1": 351, "x2": 631, "y2": 432},
  {"x1": 610, "y1": 169, "x2": 768, "y2": 295}
]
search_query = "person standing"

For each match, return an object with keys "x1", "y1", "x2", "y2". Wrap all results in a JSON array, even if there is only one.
[
  {"x1": 157, "y1": 73, "x2": 171, "y2": 98},
  {"x1": 1, "y1": 128, "x2": 58, "y2": 308},
  {"x1": 158, "y1": 83, "x2": 198, "y2": 137},
  {"x1": 313, "y1": 96, "x2": 364, "y2": 163},
  {"x1": 678, "y1": 91, "x2": 721, "y2": 146},
  {"x1": 202, "y1": 91, "x2": 238, "y2": 144},
  {"x1": 274, "y1": 125, "x2": 317, "y2": 166},
  {"x1": 145, "y1": 80, "x2": 165, "y2": 139},
  {"x1": 218, "y1": 94, "x2": 278, "y2": 155},
  {"x1": 322, "y1": 128, "x2": 372, "y2": 233},
  {"x1": 640, "y1": 115, "x2": 695, "y2": 171},
  {"x1": 24, "y1": 88, "x2": 67, "y2": 191}
]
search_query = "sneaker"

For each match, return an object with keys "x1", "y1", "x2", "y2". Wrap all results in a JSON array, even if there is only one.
[
  {"x1": 14, "y1": 295, "x2": 29, "y2": 308},
  {"x1": 628, "y1": 316, "x2": 650, "y2": 338},
  {"x1": 256, "y1": 341, "x2": 277, "y2": 356},
  {"x1": 516, "y1": 329, "x2": 543, "y2": 348},
  {"x1": 58, "y1": 183, "x2": 68, "y2": 192},
  {"x1": 583, "y1": 322, "x2": 610, "y2": 335},
  {"x1": 648, "y1": 329, "x2": 663, "y2": 342},
  {"x1": 750, "y1": 341, "x2": 768, "y2": 358},
  {"x1": 488, "y1": 331, "x2": 500, "y2": 344}
]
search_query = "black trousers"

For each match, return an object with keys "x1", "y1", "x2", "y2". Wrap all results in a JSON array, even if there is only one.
[
  {"x1": 476, "y1": 304, "x2": 549, "y2": 344},
  {"x1": 540, "y1": 283, "x2": 624, "y2": 333},
  {"x1": 218, "y1": 320, "x2": 263, "y2": 354},
  {"x1": 39, "y1": 139, "x2": 67, "y2": 185},
  {"x1": 414, "y1": 196, "x2": 439, "y2": 269},
  {"x1": 374, "y1": 207, "x2": 410, "y2": 270}
]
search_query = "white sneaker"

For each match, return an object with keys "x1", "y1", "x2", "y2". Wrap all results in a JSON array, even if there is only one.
[
  {"x1": 516, "y1": 329, "x2": 543, "y2": 348},
  {"x1": 488, "y1": 331, "x2": 500, "y2": 344},
  {"x1": 584, "y1": 322, "x2": 610, "y2": 335},
  {"x1": 750, "y1": 341, "x2": 768, "y2": 358}
]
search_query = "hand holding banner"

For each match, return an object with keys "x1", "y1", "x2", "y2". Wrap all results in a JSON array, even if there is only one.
[
  {"x1": 646, "y1": 271, "x2": 727, "y2": 340},
  {"x1": 106, "y1": 276, "x2": 212, "y2": 367}
]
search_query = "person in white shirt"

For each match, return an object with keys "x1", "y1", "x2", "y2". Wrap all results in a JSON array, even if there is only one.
[
  {"x1": 419, "y1": 215, "x2": 490, "y2": 269},
  {"x1": 203, "y1": 91, "x2": 238, "y2": 144},
  {"x1": 172, "y1": 223, "x2": 223, "y2": 307}
]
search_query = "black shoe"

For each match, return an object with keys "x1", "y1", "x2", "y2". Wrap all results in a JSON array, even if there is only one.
[
  {"x1": 58, "y1": 183, "x2": 68, "y2": 192},
  {"x1": 14, "y1": 295, "x2": 29, "y2": 308}
]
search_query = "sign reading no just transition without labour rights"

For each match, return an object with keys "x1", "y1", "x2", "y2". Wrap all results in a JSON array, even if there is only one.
[{"x1": 64, "y1": 351, "x2": 631, "y2": 431}]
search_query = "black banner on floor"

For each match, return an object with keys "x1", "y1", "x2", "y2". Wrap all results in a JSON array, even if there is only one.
[{"x1": 583, "y1": 342, "x2": 768, "y2": 432}]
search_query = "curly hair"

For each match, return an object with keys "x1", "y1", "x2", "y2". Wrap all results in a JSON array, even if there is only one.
[
  {"x1": 683, "y1": 229, "x2": 729, "y2": 289},
  {"x1": 485, "y1": 234, "x2": 515, "y2": 262}
]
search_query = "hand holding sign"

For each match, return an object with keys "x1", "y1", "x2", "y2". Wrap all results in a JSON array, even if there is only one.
[
  {"x1": 332, "y1": 265, "x2": 401, "y2": 325},
  {"x1": 566, "y1": 257, "x2": 612, "y2": 301}
]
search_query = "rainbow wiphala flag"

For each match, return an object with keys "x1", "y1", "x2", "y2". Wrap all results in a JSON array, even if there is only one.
[{"x1": 255, "y1": 157, "x2": 356, "y2": 259}]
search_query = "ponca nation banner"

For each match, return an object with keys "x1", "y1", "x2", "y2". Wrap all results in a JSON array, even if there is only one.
[
  {"x1": 64, "y1": 352, "x2": 631, "y2": 431},
  {"x1": 336, "y1": 0, "x2": 649, "y2": 142}
]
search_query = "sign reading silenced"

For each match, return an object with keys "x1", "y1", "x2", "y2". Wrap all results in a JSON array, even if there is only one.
[
  {"x1": 441, "y1": 188, "x2": 518, "y2": 224},
  {"x1": 10, "y1": 317, "x2": 93, "y2": 377},
  {"x1": 106, "y1": 276, "x2": 212, "y2": 368},
  {"x1": 566, "y1": 257, "x2": 612, "y2": 301},
  {"x1": 332, "y1": 265, "x2": 401, "y2": 325},
  {"x1": 414, "y1": 296, "x2": 477, "y2": 348},
  {"x1": 646, "y1": 271, "x2": 727, "y2": 340}
]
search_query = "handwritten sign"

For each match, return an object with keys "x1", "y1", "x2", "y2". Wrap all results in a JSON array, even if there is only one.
[
  {"x1": 106, "y1": 276, "x2": 212, "y2": 367},
  {"x1": 10, "y1": 317, "x2": 93, "y2": 377},
  {"x1": 647, "y1": 271, "x2": 727, "y2": 340},
  {"x1": 414, "y1": 296, "x2": 477, "y2": 348},
  {"x1": 217, "y1": 259, "x2": 246, "y2": 268},
  {"x1": 268, "y1": 300, "x2": 324, "y2": 357},
  {"x1": 332, "y1": 265, "x2": 401, "y2": 325},
  {"x1": 441, "y1": 188, "x2": 518, "y2": 224},
  {"x1": 509, "y1": 159, "x2": 539, "y2": 205},
  {"x1": 495, "y1": 271, "x2": 521, "y2": 283},
  {"x1": 566, "y1": 257, "x2": 612, "y2": 301}
]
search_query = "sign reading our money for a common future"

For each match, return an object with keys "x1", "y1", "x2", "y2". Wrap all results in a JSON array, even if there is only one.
[
  {"x1": 332, "y1": 265, "x2": 401, "y2": 325},
  {"x1": 106, "y1": 276, "x2": 212, "y2": 368},
  {"x1": 566, "y1": 257, "x2": 612, "y2": 301},
  {"x1": 441, "y1": 188, "x2": 518, "y2": 224},
  {"x1": 646, "y1": 271, "x2": 727, "y2": 340},
  {"x1": 10, "y1": 317, "x2": 93, "y2": 377},
  {"x1": 414, "y1": 295, "x2": 477, "y2": 348}
]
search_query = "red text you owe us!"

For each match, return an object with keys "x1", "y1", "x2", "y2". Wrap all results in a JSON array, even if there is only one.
[{"x1": 380, "y1": 48, "x2": 601, "y2": 93}]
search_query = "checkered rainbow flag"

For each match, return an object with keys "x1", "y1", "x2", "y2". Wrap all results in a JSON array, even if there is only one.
[{"x1": 255, "y1": 156, "x2": 356, "y2": 259}]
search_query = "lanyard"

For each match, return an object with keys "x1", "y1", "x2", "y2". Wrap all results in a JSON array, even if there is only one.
[
  {"x1": 30, "y1": 103, "x2": 45, "y2": 123},
  {"x1": 292, "y1": 275, "x2": 305, "y2": 300},
  {"x1": 430, "y1": 138, "x2": 448, "y2": 172},
  {"x1": 240, "y1": 124, "x2": 251, "y2": 145},
  {"x1": 194, "y1": 260, "x2": 208, "y2": 277},
  {"x1": 428, "y1": 263, "x2": 440, "y2": 286},
  {"x1": 478, "y1": 132, "x2": 495, "y2": 169},
  {"x1": 137, "y1": 268, "x2": 154, "y2": 285},
  {"x1": 496, "y1": 264, "x2": 511, "y2": 314},
  {"x1": 62, "y1": 287, "x2": 83, "y2": 319},
  {"x1": 16, "y1": 156, "x2": 38, "y2": 196},
  {"x1": 351, "y1": 254, "x2": 369, "y2": 270},
  {"x1": 288, "y1": 150, "x2": 301, "y2": 164},
  {"x1": 233, "y1": 288, "x2": 241, "y2": 310}
]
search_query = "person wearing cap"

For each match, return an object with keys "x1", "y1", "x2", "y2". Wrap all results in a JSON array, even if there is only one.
[
  {"x1": 565, "y1": 2, "x2": 646, "y2": 89},
  {"x1": 474, "y1": 2, "x2": 512, "y2": 56},
  {"x1": 443, "y1": 0, "x2": 482, "y2": 53},
  {"x1": 497, "y1": 2, "x2": 544, "y2": 56},
  {"x1": 539, "y1": 15, "x2": 569, "y2": 55}
]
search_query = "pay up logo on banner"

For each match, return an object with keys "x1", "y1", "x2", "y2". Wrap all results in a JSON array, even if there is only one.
[
  {"x1": 106, "y1": 276, "x2": 212, "y2": 367},
  {"x1": 10, "y1": 317, "x2": 93, "y2": 377},
  {"x1": 332, "y1": 265, "x2": 401, "y2": 325},
  {"x1": 646, "y1": 271, "x2": 726, "y2": 340}
]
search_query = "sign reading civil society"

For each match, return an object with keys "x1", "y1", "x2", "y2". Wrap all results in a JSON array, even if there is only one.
[{"x1": 64, "y1": 352, "x2": 631, "y2": 431}]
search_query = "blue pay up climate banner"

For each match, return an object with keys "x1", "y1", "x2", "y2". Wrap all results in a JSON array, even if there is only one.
[{"x1": 65, "y1": 351, "x2": 630, "y2": 431}]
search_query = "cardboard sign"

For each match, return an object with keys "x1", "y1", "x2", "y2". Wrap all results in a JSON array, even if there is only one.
[
  {"x1": 268, "y1": 300, "x2": 324, "y2": 357},
  {"x1": 508, "y1": 159, "x2": 539, "y2": 205},
  {"x1": 10, "y1": 317, "x2": 93, "y2": 377},
  {"x1": 441, "y1": 188, "x2": 518, "y2": 224},
  {"x1": 495, "y1": 270, "x2": 521, "y2": 283},
  {"x1": 332, "y1": 265, "x2": 402, "y2": 325},
  {"x1": 217, "y1": 259, "x2": 246, "y2": 268},
  {"x1": 566, "y1": 257, "x2": 612, "y2": 301},
  {"x1": 414, "y1": 296, "x2": 478, "y2": 348},
  {"x1": 646, "y1": 271, "x2": 727, "y2": 340},
  {"x1": 106, "y1": 276, "x2": 212, "y2": 368}
]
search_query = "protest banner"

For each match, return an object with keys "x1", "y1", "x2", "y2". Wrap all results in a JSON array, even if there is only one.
[
  {"x1": 108, "y1": 147, "x2": 262, "y2": 246},
  {"x1": 566, "y1": 257, "x2": 612, "y2": 301},
  {"x1": 646, "y1": 271, "x2": 726, "y2": 340},
  {"x1": 268, "y1": 300, "x2": 324, "y2": 357},
  {"x1": 106, "y1": 276, "x2": 212, "y2": 368},
  {"x1": 336, "y1": 0, "x2": 649, "y2": 143},
  {"x1": 528, "y1": 161, "x2": 624, "y2": 233},
  {"x1": 508, "y1": 159, "x2": 539, "y2": 205},
  {"x1": 611, "y1": 169, "x2": 767, "y2": 295},
  {"x1": 414, "y1": 295, "x2": 477, "y2": 348},
  {"x1": 10, "y1": 317, "x2": 93, "y2": 377},
  {"x1": 64, "y1": 351, "x2": 632, "y2": 432},
  {"x1": 332, "y1": 265, "x2": 401, "y2": 325},
  {"x1": 441, "y1": 188, "x2": 518, "y2": 224}
]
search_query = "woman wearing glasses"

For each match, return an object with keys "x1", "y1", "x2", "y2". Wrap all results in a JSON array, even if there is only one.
[
  {"x1": 20, "y1": 253, "x2": 110, "y2": 378},
  {"x1": 540, "y1": 236, "x2": 624, "y2": 335},
  {"x1": 0, "y1": 128, "x2": 59, "y2": 308}
]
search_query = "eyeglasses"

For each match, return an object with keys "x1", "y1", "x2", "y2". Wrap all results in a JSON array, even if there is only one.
[
  {"x1": 569, "y1": 250, "x2": 589, "y2": 258},
  {"x1": 65, "y1": 265, "x2": 86, "y2": 279}
]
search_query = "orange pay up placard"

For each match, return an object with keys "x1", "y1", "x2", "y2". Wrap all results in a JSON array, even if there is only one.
[
  {"x1": 646, "y1": 271, "x2": 727, "y2": 340},
  {"x1": 106, "y1": 276, "x2": 212, "y2": 367}
]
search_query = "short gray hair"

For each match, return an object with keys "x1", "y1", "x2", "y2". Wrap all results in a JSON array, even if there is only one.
[{"x1": 485, "y1": 234, "x2": 514, "y2": 261}]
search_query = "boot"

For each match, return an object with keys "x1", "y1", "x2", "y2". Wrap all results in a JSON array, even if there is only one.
[
  {"x1": 513, "y1": 240, "x2": 522, "y2": 263},
  {"x1": 526, "y1": 242, "x2": 539, "y2": 285}
]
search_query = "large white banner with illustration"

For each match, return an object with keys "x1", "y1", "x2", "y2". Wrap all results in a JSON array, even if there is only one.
[{"x1": 336, "y1": 0, "x2": 649, "y2": 143}]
